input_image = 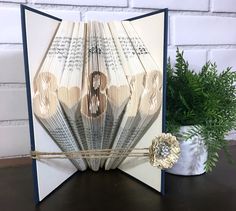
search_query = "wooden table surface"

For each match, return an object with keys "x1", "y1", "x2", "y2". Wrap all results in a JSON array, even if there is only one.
[{"x1": 0, "y1": 146, "x2": 236, "y2": 211}]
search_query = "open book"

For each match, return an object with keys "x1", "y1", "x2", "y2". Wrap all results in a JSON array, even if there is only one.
[{"x1": 21, "y1": 5, "x2": 168, "y2": 203}]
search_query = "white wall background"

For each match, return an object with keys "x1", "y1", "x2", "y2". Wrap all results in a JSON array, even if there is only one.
[{"x1": 0, "y1": 0, "x2": 236, "y2": 158}]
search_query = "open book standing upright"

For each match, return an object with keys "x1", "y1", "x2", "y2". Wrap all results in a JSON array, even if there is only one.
[{"x1": 21, "y1": 5, "x2": 168, "y2": 202}]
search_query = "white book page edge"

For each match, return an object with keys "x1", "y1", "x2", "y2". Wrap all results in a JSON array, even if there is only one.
[
  {"x1": 24, "y1": 8, "x2": 78, "y2": 202},
  {"x1": 118, "y1": 12, "x2": 165, "y2": 193}
]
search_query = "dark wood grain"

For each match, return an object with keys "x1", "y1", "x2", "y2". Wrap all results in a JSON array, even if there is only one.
[
  {"x1": 0, "y1": 146, "x2": 235, "y2": 211},
  {"x1": 0, "y1": 157, "x2": 31, "y2": 168}
]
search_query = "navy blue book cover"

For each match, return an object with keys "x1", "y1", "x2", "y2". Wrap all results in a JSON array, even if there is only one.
[{"x1": 20, "y1": 5, "x2": 168, "y2": 203}]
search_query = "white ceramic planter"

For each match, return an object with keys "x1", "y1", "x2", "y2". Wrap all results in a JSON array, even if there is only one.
[{"x1": 166, "y1": 126, "x2": 208, "y2": 176}]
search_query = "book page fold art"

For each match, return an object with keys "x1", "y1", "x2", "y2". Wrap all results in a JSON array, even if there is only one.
[{"x1": 21, "y1": 5, "x2": 169, "y2": 203}]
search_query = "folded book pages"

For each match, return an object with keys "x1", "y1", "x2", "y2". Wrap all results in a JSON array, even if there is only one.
[{"x1": 21, "y1": 5, "x2": 168, "y2": 203}]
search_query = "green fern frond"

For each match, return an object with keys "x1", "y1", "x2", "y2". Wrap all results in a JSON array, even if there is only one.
[{"x1": 167, "y1": 48, "x2": 236, "y2": 172}]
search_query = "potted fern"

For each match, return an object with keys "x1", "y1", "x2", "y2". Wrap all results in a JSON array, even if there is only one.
[{"x1": 166, "y1": 49, "x2": 236, "y2": 175}]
